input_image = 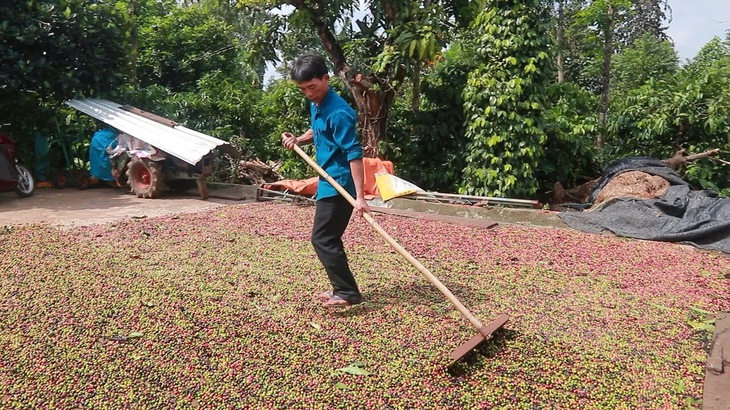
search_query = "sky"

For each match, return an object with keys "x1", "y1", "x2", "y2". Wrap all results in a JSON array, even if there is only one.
[{"x1": 665, "y1": 0, "x2": 729, "y2": 61}]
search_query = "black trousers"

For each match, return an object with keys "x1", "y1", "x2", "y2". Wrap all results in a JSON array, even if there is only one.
[{"x1": 311, "y1": 195, "x2": 362, "y2": 303}]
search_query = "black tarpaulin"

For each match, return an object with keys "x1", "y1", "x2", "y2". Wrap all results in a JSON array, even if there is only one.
[{"x1": 560, "y1": 183, "x2": 730, "y2": 254}]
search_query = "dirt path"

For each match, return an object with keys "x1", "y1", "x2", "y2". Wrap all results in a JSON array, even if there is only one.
[{"x1": 0, "y1": 187, "x2": 240, "y2": 228}]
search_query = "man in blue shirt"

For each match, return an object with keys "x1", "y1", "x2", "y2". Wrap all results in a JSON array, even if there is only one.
[{"x1": 282, "y1": 53, "x2": 370, "y2": 308}]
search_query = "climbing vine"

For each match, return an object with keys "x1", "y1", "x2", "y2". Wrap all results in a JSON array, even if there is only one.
[{"x1": 460, "y1": 0, "x2": 554, "y2": 198}]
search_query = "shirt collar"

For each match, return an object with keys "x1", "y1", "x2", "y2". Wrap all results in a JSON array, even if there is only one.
[{"x1": 318, "y1": 86, "x2": 335, "y2": 107}]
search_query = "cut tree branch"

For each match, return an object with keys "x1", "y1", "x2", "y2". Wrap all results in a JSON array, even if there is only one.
[{"x1": 664, "y1": 148, "x2": 721, "y2": 170}]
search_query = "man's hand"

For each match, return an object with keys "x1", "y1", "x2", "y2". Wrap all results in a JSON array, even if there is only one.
[
  {"x1": 281, "y1": 132, "x2": 298, "y2": 150},
  {"x1": 354, "y1": 197, "x2": 370, "y2": 218}
]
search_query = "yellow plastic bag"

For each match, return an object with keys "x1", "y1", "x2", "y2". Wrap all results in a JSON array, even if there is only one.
[{"x1": 374, "y1": 173, "x2": 424, "y2": 201}]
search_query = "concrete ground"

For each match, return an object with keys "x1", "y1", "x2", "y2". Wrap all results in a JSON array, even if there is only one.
[{"x1": 0, "y1": 186, "x2": 240, "y2": 228}]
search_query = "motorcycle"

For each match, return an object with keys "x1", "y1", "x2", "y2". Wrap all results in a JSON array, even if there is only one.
[{"x1": 0, "y1": 132, "x2": 35, "y2": 197}]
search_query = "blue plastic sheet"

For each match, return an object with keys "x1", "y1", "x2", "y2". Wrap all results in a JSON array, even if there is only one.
[{"x1": 89, "y1": 128, "x2": 118, "y2": 181}]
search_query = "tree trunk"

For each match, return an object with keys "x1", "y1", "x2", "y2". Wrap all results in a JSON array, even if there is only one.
[
  {"x1": 129, "y1": 0, "x2": 138, "y2": 86},
  {"x1": 412, "y1": 65, "x2": 421, "y2": 114},
  {"x1": 411, "y1": 63, "x2": 421, "y2": 137},
  {"x1": 294, "y1": 0, "x2": 400, "y2": 158},
  {"x1": 349, "y1": 74, "x2": 389, "y2": 158},
  {"x1": 597, "y1": 4, "x2": 614, "y2": 149},
  {"x1": 556, "y1": 0, "x2": 565, "y2": 83}
]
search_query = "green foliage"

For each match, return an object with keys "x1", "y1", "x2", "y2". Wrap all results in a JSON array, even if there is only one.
[
  {"x1": 0, "y1": 0, "x2": 129, "y2": 152},
  {"x1": 683, "y1": 36, "x2": 730, "y2": 78},
  {"x1": 563, "y1": 0, "x2": 670, "y2": 91},
  {"x1": 0, "y1": 0, "x2": 128, "y2": 106},
  {"x1": 335, "y1": 362, "x2": 371, "y2": 376},
  {"x1": 136, "y1": 2, "x2": 240, "y2": 92},
  {"x1": 373, "y1": 2, "x2": 450, "y2": 73},
  {"x1": 608, "y1": 37, "x2": 730, "y2": 195},
  {"x1": 384, "y1": 44, "x2": 473, "y2": 192},
  {"x1": 117, "y1": 72, "x2": 280, "y2": 183},
  {"x1": 541, "y1": 83, "x2": 601, "y2": 189},
  {"x1": 238, "y1": 1, "x2": 473, "y2": 157},
  {"x1": 610, "y1": 33, "x2": 678, "y2": 97},
  {"x1": 257, "y1": 79, "x2": 314, "y2": 180},
  {"x1": 172, "y1": 72, "x2": 265, "y2": 150},
  {"x1": 460, "y1": 0, "x2": 554, "y2": 198},
  {"x1": 5, "y1": 0, "x2": 725, "y2": 197}
]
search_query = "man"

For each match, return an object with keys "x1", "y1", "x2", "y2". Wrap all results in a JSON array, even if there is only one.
[{"x1": 281, "y1": 53, "x2": 370, "y2": 308}]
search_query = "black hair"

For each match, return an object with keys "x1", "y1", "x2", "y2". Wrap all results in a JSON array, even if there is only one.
[{"x1": 290, "y1": 53, "x2": 329, "y2": 82}]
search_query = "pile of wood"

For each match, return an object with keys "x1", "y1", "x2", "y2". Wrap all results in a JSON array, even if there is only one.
[
  {"x1": 237, "y1": 158, "x2": 283, "y2": 185},
  {"x1": 214, "y1": 152, "x2": 284, "y2": 186}
]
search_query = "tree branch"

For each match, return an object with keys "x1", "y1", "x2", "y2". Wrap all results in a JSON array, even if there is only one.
[
  {"x1": 289, "y1": 0, "x2": 351, "y2": 80},
  {"x1": 664, "y1": 148, "x2": 721, "y2": 170}
]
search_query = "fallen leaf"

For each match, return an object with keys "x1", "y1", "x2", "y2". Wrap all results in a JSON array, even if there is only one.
[{"x1": 336, "y1": 363, "x2": 370, "y2": 376}]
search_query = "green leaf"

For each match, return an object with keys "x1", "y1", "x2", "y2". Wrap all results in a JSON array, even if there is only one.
[
  {"x1": 673, "y1": 379, "x2": 686, "y2": 394},
  {"x1": 127, "y1": 332, "x2": 144, "y2": 339},
  {"x1": 336, "y1": 363, "x2": 371, "y2": 376},
  {"x1": 689, "y1": 306, "x2": 713, "y2": 316},
  {"x1": 334, "y1": 382, "x2": 350, "y2": 390},
  {"x1": 408, "y1": 40, "x2": 417, "y2": 57},
  {"x1": 650, "y1": 303, "x2": 670, "y2": 311}
]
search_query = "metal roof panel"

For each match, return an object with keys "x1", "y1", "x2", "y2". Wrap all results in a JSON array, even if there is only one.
[{"x1": 66, "y1": 98, "x2": 231, "y2": 166}]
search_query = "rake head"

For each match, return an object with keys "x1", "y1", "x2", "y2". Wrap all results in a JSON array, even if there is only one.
[{"x1": 450, "y1": 313, "x2": 509, "y2": 366}]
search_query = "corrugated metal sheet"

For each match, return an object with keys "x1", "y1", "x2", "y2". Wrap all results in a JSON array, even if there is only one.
[{"x1": 66, "y1": 98, "x2": 232, "y2": 166}]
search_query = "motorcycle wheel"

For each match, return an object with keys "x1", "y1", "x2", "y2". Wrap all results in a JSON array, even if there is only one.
[{"x1": 15, "y1": 165, "x2": 35, "y2": 197}]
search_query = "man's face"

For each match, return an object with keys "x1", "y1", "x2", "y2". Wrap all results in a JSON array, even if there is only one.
[{"x1": 296, "y1": 75, "x2": 329, "y2": 104}]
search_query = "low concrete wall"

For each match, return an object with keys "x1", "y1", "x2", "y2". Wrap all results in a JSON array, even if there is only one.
[
  {"x1": 190, "y1": 182, "x2": 569, "y2": 229},
  {"x1": 188, "y1": 182, "x2": 260, "y2": 201},
  {"x1": 380, "y1": 197, "x2": 569, "y2": 229}
]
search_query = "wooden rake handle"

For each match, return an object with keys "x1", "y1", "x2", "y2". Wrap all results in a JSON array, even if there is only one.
[{"x1": 292, "y1": 144, "x2": 485, "y2": 331}]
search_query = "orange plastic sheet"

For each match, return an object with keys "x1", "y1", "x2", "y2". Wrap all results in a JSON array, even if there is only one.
[
  {"x1": 363, "y1": 157, "x2": 395, "y2": 198},
  {"x1": 261, "y1": 158, "x2": 395, "y2": 198},
  {"x1": 262, "y1": 176, "x2": 319, "y2": 196}
]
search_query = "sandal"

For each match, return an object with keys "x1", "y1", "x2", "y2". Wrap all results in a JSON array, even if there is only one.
[
  {"x1": 317, "y1": 291, "x2": 333, "y2": 302},
  {"x1": 322, "y1": 295, "x2": 352, "y2": 308}
]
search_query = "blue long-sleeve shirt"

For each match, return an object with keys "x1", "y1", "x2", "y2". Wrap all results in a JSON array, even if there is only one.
[{"x1": 311, "y1": 87, "x2": 363, "y2": 200}]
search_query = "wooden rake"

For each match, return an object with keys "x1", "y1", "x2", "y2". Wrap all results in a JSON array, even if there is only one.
[{"x1": 292, "y1": 144, "x2": 509, "y2": 366}]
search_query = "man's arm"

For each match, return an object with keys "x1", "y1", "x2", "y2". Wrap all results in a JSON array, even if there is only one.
[
  {"x1": 281, "y1": 129, "x2": 313, "y2": 149},
  {"x1": 349, "y1": 158, "x2": 370, "y2": 216},
  {"x1": 329, "y1": 109, "x2": 369, "y2": 216},
  {"x1": 296, "y1": 129, "x2": 314, "y2": 145}
]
